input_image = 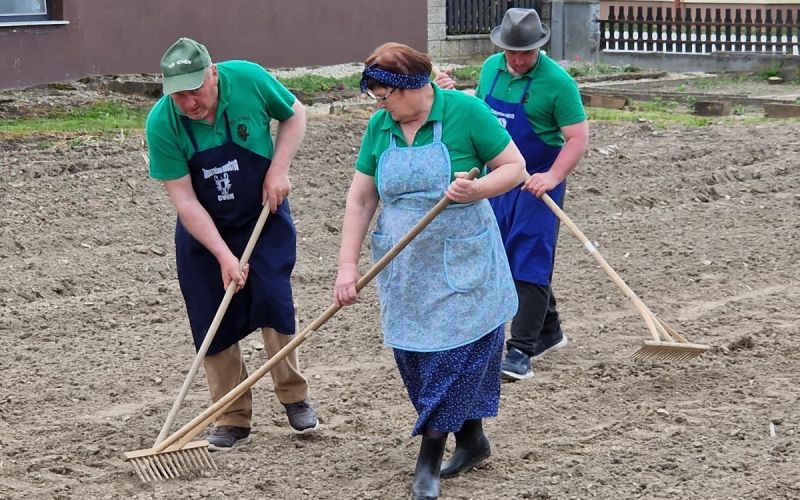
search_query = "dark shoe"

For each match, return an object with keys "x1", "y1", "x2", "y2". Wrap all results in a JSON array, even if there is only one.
[
  {"x1": 440, "y1": 420, "x2": 491, "y2": 478},
  {"x1": 501, "y1": 347, "x2": 534, "y2": 381},
  {"x1": 283, "y1": 399, "x2": 319, "y2": 434},
  {"x1": 532, "y1": 329, "x2": 569, "y2": 360},
  {"x1": 411, "y1": 433, "x2": 447, "y2": 500},
  {"x1": 206, "y1": 425, "x2": 251, "y2": 452}
]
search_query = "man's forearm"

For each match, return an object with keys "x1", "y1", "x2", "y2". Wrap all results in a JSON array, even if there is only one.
[
  {"x1": 549, "y1": 134, "x2": 588, "y2": 182},
  {"x1": 174, "y1": 200, "x2": 230, "y2": 261}
]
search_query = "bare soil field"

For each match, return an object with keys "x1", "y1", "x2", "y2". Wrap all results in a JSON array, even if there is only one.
[{"x1": 1, "y1": 89, "x2": 798, "y2": 499}]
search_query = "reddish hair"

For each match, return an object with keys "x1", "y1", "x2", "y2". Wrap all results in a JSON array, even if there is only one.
[{"x1": 364, "y1": 42, "x2": 432, "y2": 89}]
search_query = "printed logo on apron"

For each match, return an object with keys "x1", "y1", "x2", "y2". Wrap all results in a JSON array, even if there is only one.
[{"x1": 202, "y1": 158, "x2": 240, "y2": 202}]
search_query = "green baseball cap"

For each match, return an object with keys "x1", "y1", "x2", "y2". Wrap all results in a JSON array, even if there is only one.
[{"x1": 160, "y1": 37, "x2": 212, "y2": 95}]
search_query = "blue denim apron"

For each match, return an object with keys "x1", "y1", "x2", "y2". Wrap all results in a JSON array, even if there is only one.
[
  {"x1": 175, "y1": 111, "x2": 296, "y2": 356},
  {"x1": 371, "y1": 121, "x2": 517, "y2": 352},
  {"x1": 484, "y1": 70, "x2": 566, "y2": 286}
]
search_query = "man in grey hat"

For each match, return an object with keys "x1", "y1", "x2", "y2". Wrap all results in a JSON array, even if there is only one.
[
  {"x1": 146, "y1": 37, "x2": 318, "y2": 451},
  {"x1": 435, "y1": 8, "x2": 587, "y2": 473}
]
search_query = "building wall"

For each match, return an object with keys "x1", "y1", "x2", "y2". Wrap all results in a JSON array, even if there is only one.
[{"x1": 0, "y1": 0, "x2": 427, "y2": 89}]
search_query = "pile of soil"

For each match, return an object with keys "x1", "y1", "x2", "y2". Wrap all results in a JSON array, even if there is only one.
[{"x1": 1, "y1": 88, "x2": 798, "y2": 499}]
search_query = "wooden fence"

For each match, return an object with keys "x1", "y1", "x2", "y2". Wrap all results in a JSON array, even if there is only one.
[
  {"x1": 446, "y1": 0, "x2": 540, "y2": 35},
  {"x1": 600, "y1": 5, "x2": 800, "y2": 55}
]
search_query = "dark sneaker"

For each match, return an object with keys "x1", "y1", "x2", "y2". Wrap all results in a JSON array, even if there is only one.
[
  {"x1": 206, "y1": 425, "x2": 251, "y2": 452},
  {"x1": 501, "y1": 347, "x2": 534, "y2": 381},
  {"x1": 532, "y1": 330, "x2": 569, "y2": 360},
  {"x1": 283, "y1": 400, "x2": 319, "y2": 434}
]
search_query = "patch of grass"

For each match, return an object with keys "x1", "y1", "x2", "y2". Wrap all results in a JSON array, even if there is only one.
[
  {"x1": 278, "y1": 73, "x2": 361, "y2": 93},
  {"x1": 567, "y1": 62, "x2": 637, "y2": 78},
  {"x1": 0, "y1": 101, "x2": 148, "y2": 136},
  {"x1": 630, "y1": 97, "x2": 678, "y2": 113},
  {"x1": 756, "y1": 63, "x2": 782, "y2": 80},
  {"x1": 450, "y1": 65, "x2": 482, "y2": 81},
  {"x1": 587, "y1": 105, "x2": 713, "y2": 127}
]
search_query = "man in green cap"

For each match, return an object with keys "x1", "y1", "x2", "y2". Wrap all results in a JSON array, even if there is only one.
[{"x1": 146, "y1": 37, "x2": 318, "y2": 451}]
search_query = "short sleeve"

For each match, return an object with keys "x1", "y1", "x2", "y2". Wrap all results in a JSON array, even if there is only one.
[
  {"x1": 254, "y1": 66, "x2": 296, "y2": 122},
  {"x1": 354, "y1": 125, "x2": 377, "y2": 176},
  {"x1": 553, "y1": 79, "x2": 587, "y2": 127},
  {"x1": 145, "y1": 104, "x2": 189, "y2": 181}
]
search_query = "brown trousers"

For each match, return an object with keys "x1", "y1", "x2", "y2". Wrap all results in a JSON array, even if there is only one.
[{"x1": 203, "y1": 327, "x2": 309, "y2": 428}]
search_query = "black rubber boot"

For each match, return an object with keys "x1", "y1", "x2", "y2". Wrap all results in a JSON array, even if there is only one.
[
  {"x1": 410, "y1": 431, "x2": 447, "y2": 500},
  {"x1": 440, "y1": 419, "x2": 491, "y2": 478}
]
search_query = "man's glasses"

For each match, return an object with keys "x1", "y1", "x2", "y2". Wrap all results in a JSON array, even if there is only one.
[{"x1": 365, "y1": 87, "x2": 396, "y2": 101}]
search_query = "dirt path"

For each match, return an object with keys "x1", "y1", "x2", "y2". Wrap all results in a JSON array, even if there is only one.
[{"x1": 1, "y1": 107, "x2": 798, "y2": 499}]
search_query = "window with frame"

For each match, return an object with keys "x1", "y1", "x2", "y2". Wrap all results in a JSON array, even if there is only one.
[{"x1": 0, "y1": 0, "x2": 60, "y2": 23}]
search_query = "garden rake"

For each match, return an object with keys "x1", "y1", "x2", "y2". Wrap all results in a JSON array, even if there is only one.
[
  {"x1": 123, "y1": 169, "x2": 481, "y2": 481},
  {"x1": 126, "y1": 155, "x2": 272, "y2": 481},
  {"x1": 541, "y1": 193, "x2": 709, "y2": 361}
]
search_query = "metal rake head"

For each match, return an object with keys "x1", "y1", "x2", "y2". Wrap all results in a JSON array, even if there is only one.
[
  {"x1": 632, "y1": 341, "x2": 710, "y2": 362},
  {"x1": 124, "y1": 440, "x2": 216, "y2": 482}
]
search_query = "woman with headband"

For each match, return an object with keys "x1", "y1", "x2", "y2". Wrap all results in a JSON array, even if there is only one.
[{"x1": 333, "y1": 42, "x2": 526, "y2": 500}]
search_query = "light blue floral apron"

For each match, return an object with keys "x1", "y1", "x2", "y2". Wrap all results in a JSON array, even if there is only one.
[{"x1": 371, "y1": 121, "x2": 517, "y2": 352}]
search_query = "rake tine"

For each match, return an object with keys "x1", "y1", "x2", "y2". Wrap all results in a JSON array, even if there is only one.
[
  {"x1": 143, "y1": 457, "x2": 160, "y2": 481},
  {"x1": 157, "y1": 454, "x2": 174, "y2": 478},
  {"x1": 155, "y1": 455, "x2": 172, "y2": 479},
  {"x1": 183, "y1": 448, "x2": 197, "y2": 468},
  {"x1": 173, "y1": 450, "x2": 191, "y2": 471},
  {"x1": 164, "y1": 453, "x2": 182, "y2": 478},
  {"x1": 189, "y1": 448, "x2": 204, "y2": 469},
  {"x1": 172, "y1": 452, "x2": 189, "y2": 476},
  {"x1": 138, "y1": 457, "x2": 154, "y2": 481},
  {"x1": 151, "y1": 455, "x2": 170, "y2": 479},
  {"x1": 138, "y1": 457, "x2": 152, "y2": 481},
  {"x1": 196, "y1": 447, "x2": 216, "y2": 470},
  {"x1": 162, "y1": 454, "x2": 178, "y2": 479},
  {"x1": 130, "y1": 459, "x2": 148, "y2": 482}
]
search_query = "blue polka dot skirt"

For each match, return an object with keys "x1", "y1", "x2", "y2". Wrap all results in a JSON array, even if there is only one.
[{"x1": 393, "y1": 324, "x2": 505, "y2": 436}]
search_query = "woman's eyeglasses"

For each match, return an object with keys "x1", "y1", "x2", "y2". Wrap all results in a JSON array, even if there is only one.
[{"x1": 366, "y1": 87, "x2": 396, "y2": 101}]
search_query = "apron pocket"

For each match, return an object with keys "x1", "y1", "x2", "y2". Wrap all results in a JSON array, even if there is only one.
[
  {"x1": 371, "y1": 231, "x2": 394, "y2": 288},
  {"x1": 444, "y1": 229, "x2": 492, "y2": 292}
]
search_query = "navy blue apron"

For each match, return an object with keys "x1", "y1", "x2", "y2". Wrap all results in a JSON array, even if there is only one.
[
  {"x1": 484, "y1": 69, "x2": 566, "y2": 286},
  {"x1": 175, "y1": 111, "x2": 296, "y2": 356}
]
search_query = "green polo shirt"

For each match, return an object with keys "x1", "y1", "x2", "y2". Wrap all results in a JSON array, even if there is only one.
[
  {"x1": 475, "y1": 52, "x2": 586, "y2": 147},
  {"x1": 146, "y1": 60, "x2": 296, "y2": 181},
  {"x1": 355, "y1": 85, "x2": 511, "y2": 179}
]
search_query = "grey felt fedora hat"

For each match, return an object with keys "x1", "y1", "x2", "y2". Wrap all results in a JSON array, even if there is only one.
[{"x1": 490, "y1": 8, "x2": 550, "y2": 51}]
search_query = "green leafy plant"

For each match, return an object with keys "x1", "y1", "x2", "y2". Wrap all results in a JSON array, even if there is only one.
[
  {"x1": 451, "y1": 65, "x2": 482, "y2": 81},
  {"x1": 756, "y1": 63, "x2": 782, "y2": 80}
]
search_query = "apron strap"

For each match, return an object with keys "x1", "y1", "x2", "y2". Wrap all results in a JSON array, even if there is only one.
[
  {"x1": 179, "y1": 115, "x2": 200, "y2": 153},
  {"x1": 432, "y1": 121, "x2": 442, "y2": 142},
  {"x1": 179, "y1": 111, "x2": 233, "y2": 155},
  {"x1": 488, "y1": 69, "x2": 503, "y2": 96},
  {"x1": 518, "y1": 78, "x2": 533, "y2": 104},
  {"x1": 488, "y1": 68, "x2": 533, "y2": 105}
]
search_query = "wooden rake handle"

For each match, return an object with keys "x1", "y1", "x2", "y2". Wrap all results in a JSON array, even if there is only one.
[
  {"x1": 541, "y1": 193, "x2": 667, "y2": 343},
  {"x1": 154, "y1": 203, "x2": 272, "y2": 446},
  {"x1": 154, "y1": 168, "x2": 481, "y2": 453}
]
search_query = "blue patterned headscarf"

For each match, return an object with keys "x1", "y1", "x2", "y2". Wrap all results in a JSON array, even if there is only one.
[{"x1": 360, "y1": 64, "x2": 430, "y2": 93}]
